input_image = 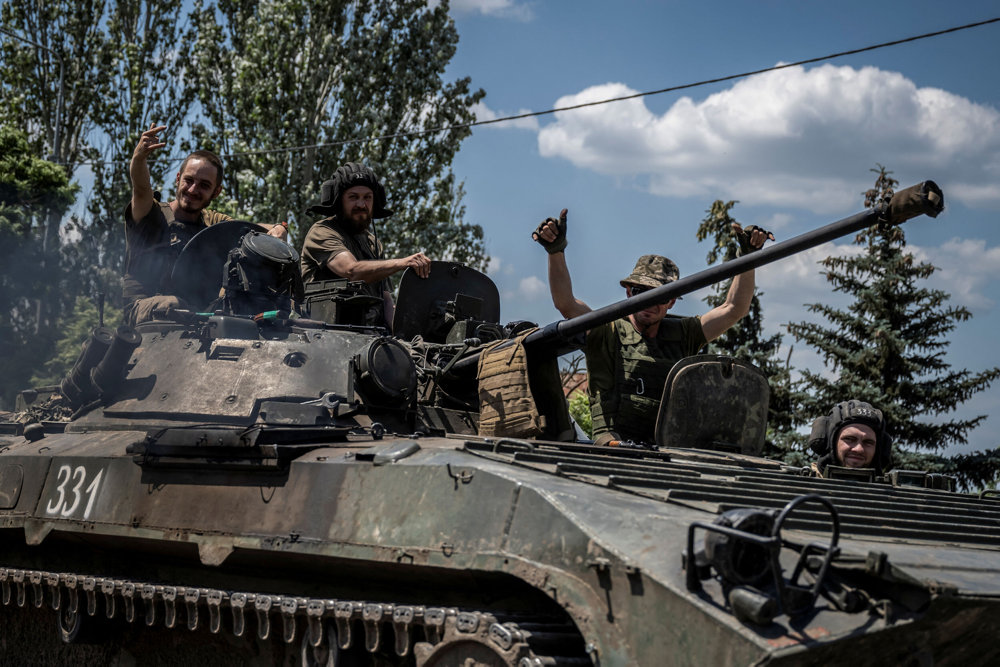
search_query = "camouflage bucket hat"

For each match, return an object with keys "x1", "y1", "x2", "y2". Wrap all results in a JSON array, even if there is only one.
[{"x1": 620, "y1": 255, "x2": 680, "y2": 289}]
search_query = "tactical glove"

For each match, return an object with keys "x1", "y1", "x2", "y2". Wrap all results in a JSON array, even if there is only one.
[
  {"x1": 532, "y1": 208, "x2": 568, "y2": 254},
  {"x1": 734, "y1": 224, "x2": 775, "y2": 256}
]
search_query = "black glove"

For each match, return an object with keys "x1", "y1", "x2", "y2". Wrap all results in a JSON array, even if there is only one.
[
  {"x1": 733, "y1": 223, "x2": 775, "y2": 256},
  {"x1": 532, "y1": 208, "x2": 568, "y2": 254}
]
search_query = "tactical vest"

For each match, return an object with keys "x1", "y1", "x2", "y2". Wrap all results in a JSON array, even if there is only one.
[
  {"x1": 303, "y1": 217, "x2": 391, "y2": 328},
  {"x1": 477, "y1": 332, "x2": 546, "y2": 438},
  {"x1": 600, "y1": 319, "x2": 687, "y2": 443}
]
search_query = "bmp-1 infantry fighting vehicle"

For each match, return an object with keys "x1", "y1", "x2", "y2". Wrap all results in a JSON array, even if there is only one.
[{"x1": 2, "y1": 181, "x2": 999, "y2": 666}]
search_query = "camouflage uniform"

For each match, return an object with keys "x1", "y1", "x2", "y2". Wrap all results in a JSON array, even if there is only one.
[
  {"x1": 586, "y1": 256, "x2": 707, "y2": 445},
  {"x1": 122, "y1": 201, "x2": 231, "y2": 326}
]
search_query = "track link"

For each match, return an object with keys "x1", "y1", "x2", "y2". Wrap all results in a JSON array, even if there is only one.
[{"x1": 0, "y1": 565, "x2": 592, "y2": 666}]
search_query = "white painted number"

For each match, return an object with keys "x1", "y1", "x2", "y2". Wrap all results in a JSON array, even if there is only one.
[{"x1": 45, "y1": 466, "x2": 105, "y2": 520}]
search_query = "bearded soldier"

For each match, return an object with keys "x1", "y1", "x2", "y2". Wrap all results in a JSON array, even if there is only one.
[
  {"x1": 533, "y1": 209, "x2": 772, "y2": 446},
  {"x1": 300, "y1": 162, "x2": 431, "y2": 330}
]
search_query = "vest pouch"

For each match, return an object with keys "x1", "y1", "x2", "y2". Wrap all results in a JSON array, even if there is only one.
[{"x1": 477, "y1": 329, "x2": 571, "y2": 441}]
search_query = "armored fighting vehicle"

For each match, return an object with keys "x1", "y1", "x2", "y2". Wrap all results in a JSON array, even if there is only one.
[{"x1": 2, "y1": 182, "x2": 999, "y2": 666}]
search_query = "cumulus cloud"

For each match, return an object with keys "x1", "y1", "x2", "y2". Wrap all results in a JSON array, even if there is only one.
[
  {"x1": 918, "y1": 237, "x2": 1000, "y2": 311},
  {"x1": 745, "y1": 235, "x2": 1000, "y2": 338},
  {"x1": 472, "y1": 101, "x2": 540, "y2": 131},
  {"x1": 537, "y1": 65, "x2": 1000, "y2": 211},
  {"x1": 450, "y1": 0, "x2": 534, "y2": 21},
  {"x1": 517, "y1": 275, "x2": 546, "y2": 299}
]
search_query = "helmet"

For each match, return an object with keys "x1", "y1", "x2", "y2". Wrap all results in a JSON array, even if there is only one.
[
  {"x1": 306, "y1": 162, "x2": 393, "y2": 219},
  {"x1": 808, "y1": 399, "x2": 893, "y2": 474}
]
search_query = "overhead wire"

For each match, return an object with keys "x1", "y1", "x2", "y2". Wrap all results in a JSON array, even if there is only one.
[{"x1": 41, "y1": 15, "x2": 1000, "y2": 167}]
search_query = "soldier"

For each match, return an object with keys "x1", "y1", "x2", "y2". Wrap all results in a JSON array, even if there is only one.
[
  {"x1": 123, "y1": 123, "x2": 287, "y2": 326},
  {"x1": 809, "y1": 400, "x2": 893, "y2": 475},
  {"x1": 300, "y1": 162, "x2": 431, "y2": 330},
  {"x1": 533, "y1": 209, "x2": 772, "y2": 446}
]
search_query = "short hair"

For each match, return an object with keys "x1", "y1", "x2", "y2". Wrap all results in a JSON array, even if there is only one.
[{"x1": 179, "y1": 150, "x2": 224, "y2": 188}]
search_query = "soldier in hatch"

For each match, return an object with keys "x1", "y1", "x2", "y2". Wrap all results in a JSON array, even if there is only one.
[
  {"x1": 123, "y1": 123, "x2": 287, "y2": 326},
  {"x1": 532, "y1": 209, "x2": 772, "y2": 446},
  {"x1": 809, "y1": 400, "x2": 893, "y2": 476},
  {"x1": 299, "y1": 162, "x2": 432, "y2": 330}
]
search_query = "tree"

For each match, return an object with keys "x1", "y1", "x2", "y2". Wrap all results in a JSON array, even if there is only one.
[
  {"x1": 67, "y1": 0, "x2": 191, "y2": 311},
  {"x1": 0, "y1": 1, "x2": 189, "y2": 404},
  {"x1": 182, "y1": 0, "x2": 488, "y2": 270},
  {"x1": 0, "y1": 125, "x2": 78, "y2": 406},
  {"x1": 0, "y1": 0, "x2": 116, "y2": 249},
  {"x1": 695, "y1": 200, "x2": 800, "y2": 459},
  {"x1": 786, "y1": 165, "x2": 1000, "y2": 488}
]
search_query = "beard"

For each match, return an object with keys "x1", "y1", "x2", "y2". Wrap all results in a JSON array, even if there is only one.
[
  {"x1": 175, "y1": 193, "x2": 207, "y2": 215},
  {"x1": 343, "y1": 207, "x2": 373, "y2": 233}
]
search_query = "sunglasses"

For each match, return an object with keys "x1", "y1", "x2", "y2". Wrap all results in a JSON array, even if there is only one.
[{"x1": 627, "y1": 285, "x2": 653, "y2": 297}]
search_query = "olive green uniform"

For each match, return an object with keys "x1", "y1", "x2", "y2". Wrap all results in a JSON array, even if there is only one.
[
  {"x1": 300, "y1": 216, "x2": 392, "y2": 327},
  {"x1": 122, "y1": 201, "x2": 231, "y2": 325},
  {"x1": 586, "y1": 316, "x2": 706, "y2": 445}
]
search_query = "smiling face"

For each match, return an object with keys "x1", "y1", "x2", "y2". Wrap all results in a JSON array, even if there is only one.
[
  {"x1": 835, "y1": 423, "x2": 878, "y2": 468},
  {"x1": 174, "y1": 158, "x2": 222, "y2": 215}
]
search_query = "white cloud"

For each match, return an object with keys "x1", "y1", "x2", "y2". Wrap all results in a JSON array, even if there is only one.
[
  {"x1": 498, "y1": 274, "x2": 548, "y2": 314},
  {"x1": 537, "y1": 65, "x2": 1000, "y2": 212},
  {"x1": 744, "y1": 235, "x2": 1000, "y2": 340},
  {"x1": 486, "y1": 255, "x2": 503, "y2": 276},
  {"x1": 919, "y1": 237, "x2": 1000, "y2": 311},
  {"x1": 450, "y1": 0, "x2": 534, "y2": 21},
  {"x1": 472, "y1": 101, "x2": 540, "y2": 131},
  {"x1": 517, "y1": 275, "x2": 546, "y2": 299}
]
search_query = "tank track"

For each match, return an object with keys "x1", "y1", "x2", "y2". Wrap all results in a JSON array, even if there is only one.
[{"x1": 0, "y1": 565, "x2": 593, "y2": 666}]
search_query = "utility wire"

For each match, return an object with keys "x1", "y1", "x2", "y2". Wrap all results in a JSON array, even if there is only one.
[{"x1": 49, "y1": 15, "x2": 1000, "y2": 167}]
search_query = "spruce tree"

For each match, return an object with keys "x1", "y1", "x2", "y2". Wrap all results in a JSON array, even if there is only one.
[
  {"x1": 786, "y1": 165, "x2": 1000, "y2": 488},
  {"x1": 695, "y1": 200, "x2": 799, "y2": 459}
]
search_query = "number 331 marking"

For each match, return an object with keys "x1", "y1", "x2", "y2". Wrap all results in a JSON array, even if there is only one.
[{"x1": 45, "y1": 466, "x2": 104, "y2": 519}]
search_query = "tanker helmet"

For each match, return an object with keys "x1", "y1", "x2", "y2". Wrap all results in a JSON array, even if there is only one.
[
  {"x1": 808, "y1": 399, "x2": 893, "y2": 473},
  {"x1": 306, "y1": 162, "x2": 393, "y2": 219}
]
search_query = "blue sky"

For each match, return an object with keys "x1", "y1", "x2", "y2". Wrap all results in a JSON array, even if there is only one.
[{"x1": 441, "y1": 1, "x2": 1000, "y2": 453}]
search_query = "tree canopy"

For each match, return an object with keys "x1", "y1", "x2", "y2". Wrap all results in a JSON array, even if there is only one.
[{"x1": 0, "y1": 0, "x2": 486, "y2": 407}]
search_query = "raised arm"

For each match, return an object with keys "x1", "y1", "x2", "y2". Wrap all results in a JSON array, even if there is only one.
[
  {"x1": 533, "y1": 209, "x2": 591, "y2": 319},
  {"x1": 129, "y1": 123, "x2": 167, "y2": 222},
  {"x1": 700, "y1": 223, "x2": 774, "y2": 342}
]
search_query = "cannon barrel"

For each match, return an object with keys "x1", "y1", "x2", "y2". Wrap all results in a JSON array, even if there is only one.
[{"x1": 453, "y1": 180, "x2": 943, "y2": 369}]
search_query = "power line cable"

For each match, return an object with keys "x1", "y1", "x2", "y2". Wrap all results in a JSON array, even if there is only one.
[{"x1": 47, "y1": 15, "x2": 1000, "y2": 167}]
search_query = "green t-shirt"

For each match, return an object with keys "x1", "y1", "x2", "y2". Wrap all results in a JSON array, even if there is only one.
[{"x1": 585, "y1": 316, "x2": 706, "y2": 444}]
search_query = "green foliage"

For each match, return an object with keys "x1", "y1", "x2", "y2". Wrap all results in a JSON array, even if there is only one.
[
  {"x1": 30, "y1": 296, "x2": 123, "y2": 387},
  {"x1": 786, "y1": 165, "x2": 1000, "y2": 489},
  {"x1": 0, "y1": 0, "x2": 484, "y2": 403},
  {"x1": 182, "y1": 0, "x2": 488, "y2": 269},
  {"x1": 695, "y1": 200, "x2": 801, "y2": 459},
  {"x1": 568, "y1": 390, "x2": 593, "y2": 438},
  {"x1": 0, "y1": 125, "x2": 79, "y2": 407}
]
